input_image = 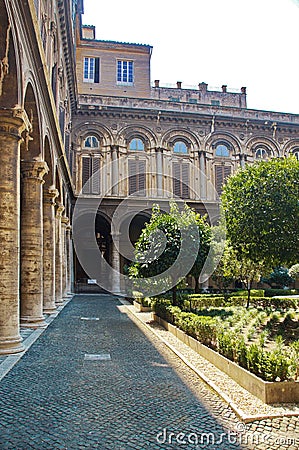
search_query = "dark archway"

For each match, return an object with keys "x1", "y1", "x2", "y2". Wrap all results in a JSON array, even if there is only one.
[{"x1": 0, "y1": 0, "x2": 18, "y2": 107}]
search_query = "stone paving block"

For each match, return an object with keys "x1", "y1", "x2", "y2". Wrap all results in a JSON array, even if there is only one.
[{"x1": 0, "y1": 294, "x2": 298, "y2": 449}]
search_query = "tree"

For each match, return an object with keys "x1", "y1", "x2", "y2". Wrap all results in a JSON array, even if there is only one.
[
  {"x1": 188, "y1": 215, "x2": 211, "y2": 293},
  {"x1": 221, "y1": 157, "x2": 299, "y2": 268},
  {"x1": 261, "y1": 267, "x2": 294, "y2": 289},
  {"x1": 129, "y1": 202, "x2": 210, "y2": 304},
  {"x1": 223, "y1": 244, "x2": 265, "y2": 308},
  {"x1": 289, "y1": 264, "x2": 299, "y2": 281}
]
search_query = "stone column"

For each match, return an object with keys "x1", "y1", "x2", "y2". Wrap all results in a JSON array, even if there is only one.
[
  {"x1": 199, "y1": 151, "x2": 207, "y2": 199},
  {"x1": 65, "y1": 223, "x2": 72, "y2": 294},
  {"x1": 0, "y1": 107, "x2": 29, "y2": 354},
  {"x1": 111, "y1": 145, "x2": 119, "y2": 195},
  {"x1": 43, "y1": 186, "x2": 59, "y2": 314},
  {"x1": 61, "y1": 215, "x2": 69, "y2": 297},
  {"x1": 111, "y1": 232, "x2": 121, "y2": 294},
  {"x1": 20, "y1": 159, "x2": 49, "y2": 328},
  {"x1": 156, "y1": 147, "x2": 163, "y2": 196},
  {"x1": 55, "y1": 203, "x2": 64, "y2": 304}
]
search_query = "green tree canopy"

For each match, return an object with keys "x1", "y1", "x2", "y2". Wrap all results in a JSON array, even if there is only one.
[
  {"x1": 221, "y1": 157, "x2": 299, "y2": 267},
  {"x1": 129, "y1": 202, "x2": 211, "y2": 302}
]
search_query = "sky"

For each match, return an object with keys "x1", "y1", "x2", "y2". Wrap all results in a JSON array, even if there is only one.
[{"x1": 82, "y1": 0, "x2": 299, "y2": 114}]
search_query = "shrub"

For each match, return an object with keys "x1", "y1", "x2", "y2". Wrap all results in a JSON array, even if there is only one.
[{"x1": 264, "y1": 288, "x2": 298, "y2": 297}]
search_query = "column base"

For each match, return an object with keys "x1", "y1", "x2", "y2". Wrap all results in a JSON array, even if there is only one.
[
  {"x1": 43, "y1": 306, "x2": 57, "y2": 314},
  {"x1": 20, "y1": 315, "x2": 47, "y2": 328},
  {"x1": 0, "y1": 336, "x2": 25, "y2": 355}
]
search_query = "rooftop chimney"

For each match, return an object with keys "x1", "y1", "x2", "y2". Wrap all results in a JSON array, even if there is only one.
[
  {"x1": 177, "y1": 81, "x2": 182, "y2": 89},
  {"x1": 241, "y1": 86, "x2": 247, "y2": 94},
  {"x1": 154, "y1": 80, "x2": 160, "y2": 88},
  {"x1": 198, "y1": 82, "x2": 208, "y2": 92},
  {"x1": 222, "y1": 85, "x2": 227, "y2": 93}
]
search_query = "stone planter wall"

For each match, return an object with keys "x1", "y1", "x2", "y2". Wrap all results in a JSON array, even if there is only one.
[
  {"x1": 133, "y1": 301, "x2": 152, "y2": 313},
  {"x1": 153, "y1": 313, "x2": 299, "y2": 404}
]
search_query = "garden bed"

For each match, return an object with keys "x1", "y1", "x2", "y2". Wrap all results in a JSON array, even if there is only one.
[{"x1": 153, "y1": 313, "x2": 299, "y2": 404}]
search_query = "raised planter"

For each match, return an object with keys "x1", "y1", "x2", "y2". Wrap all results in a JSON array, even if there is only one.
[
  {"x1": 133, "y1": 300, "x2": 152, "y2": 313},
  {"x1": 153, "y1": 313, "x2": 299, "y2": 404}
]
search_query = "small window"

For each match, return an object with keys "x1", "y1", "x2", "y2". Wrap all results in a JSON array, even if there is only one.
[
  {"x1": 117, "y1": 60, "x2": 133, "y2": 84},
  {"x1": 215, "y1": 144, "x2": 230, "y2": 157},
  {"x1": 255, "y1": 148, "x2": 268, "y2": 160},
  {"x1": 84, "y1": 136, "x2": 99, "y2": 149},
  {"x1": 211, "y1": 100, "x2": 220, "y2": 106},
  {"x1": 84, "y1": 57, "x2": 100, "y2": 83},
  {"x1": 129, "y1": 138, "x2": 144, "y2": 151},
  {"x1": 173, "y1": 141, "x2": 188, "y2": 154}
]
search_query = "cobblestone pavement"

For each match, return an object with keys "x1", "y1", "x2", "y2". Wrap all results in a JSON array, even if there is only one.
[{"x1": 0, "y1": 295, "x2": 298, "y2": 450}]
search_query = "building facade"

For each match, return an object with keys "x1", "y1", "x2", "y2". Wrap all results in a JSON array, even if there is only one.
[
  {"x1": 0, "y1": 0, "x2": 298, "y2": 354},
  {"x1": 72, "y1": 21, "x2": 299, "y2": 293}
]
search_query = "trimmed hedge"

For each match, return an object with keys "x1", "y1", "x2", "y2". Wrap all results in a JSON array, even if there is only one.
[{"x1": 153, "y1": 300, "x2": 298, "y2": 382}]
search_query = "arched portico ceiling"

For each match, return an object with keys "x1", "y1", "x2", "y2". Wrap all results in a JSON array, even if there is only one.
[
  {"x1": 72, "y1": 122, "x2": 114, "y2": 148},
  {"x1": 43, "y1": 135, "x2": 54, "y2": 189},
  {"x1": 116, "y1": 125, "x2": 157, "y2": 149},
  {"x1": 21, "y1": 81, "x2": 41, "y2": 160},
  {"x1": 205, "y1": 132, "x2": 241, "y2": 155},
  {"x1": 245, "y1": 136, "x2": 280, "y2": 157},
  {"x1": 161, "y1": 128, "x2": 200, "y2": 150},
  {"x1": 0, "y1": 1, "x2": 18, "y2": 107}
]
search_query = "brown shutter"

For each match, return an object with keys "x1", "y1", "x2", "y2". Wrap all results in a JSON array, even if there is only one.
[
  {"x1": 138, "y1": 160, "x2": 146, "y2": 195},
  {"x1": 92, "y1": 157, "x2": 100, "y2": 194},
  {"x1": 181, "y1": 162, "x2": 189, "y2": 199},
  {"x1": 129, "y1": 160, "x2": 137, "y2": 195},
  {"x1": 215, "y1": 165, "x2": 231, "y2": 196},
  {"x1": 173, "y1": 162, "x2": 181, "y2": 197},
  {"x1": 82, "y1": 157, "x2": 91, "y2": 193}
]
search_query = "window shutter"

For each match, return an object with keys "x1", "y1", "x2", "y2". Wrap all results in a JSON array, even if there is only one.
[
  {"x1": 215, "y1": 165, "x2": 231, "y2": 196},
  {"x1": 181, "y1": 162, "x2": 190, "y2": 199},
  {"x1": 173, "y1": 162, "x2": 181, "y2": 197},
  {"x1": 92, "y1": 157, "x2": 100, "y2": 193},
  {"x1": 128, "y1": 160, "x2": 137, "y2": 195},
  {"x1": 138, "y1": 160, "x2": 146, "y2": 195},
  {"x1": 82, "y1": 157, "x2": 91, "y2": 193},
  {"x1": 94, "y1": 57, "x2": 100, "y2": 83}
]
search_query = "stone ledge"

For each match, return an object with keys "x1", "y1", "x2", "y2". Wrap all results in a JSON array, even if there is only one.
[{"x1": 153, "y1": 313, "x2": 299, "y2": 405}]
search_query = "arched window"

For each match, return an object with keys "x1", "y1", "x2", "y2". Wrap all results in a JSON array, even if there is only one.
[
  {"x1": 255, "y1": 148, "x2": 268, "y2": 160},
  {"x1": 84, "y1": 135, "x2": 99, "y2": 149},
  {"x1": 292, "y1": 149, "x2": 299, "y2": 161},
  {"x1": 173, "y1": 141, "x2": 188, "y2": 154},
  {"x1": 215, "y1": 144, "x2": 230, "y2": 157},
  {"x1": 129, "y1": 138, "x2": 144, "y2": 151}
]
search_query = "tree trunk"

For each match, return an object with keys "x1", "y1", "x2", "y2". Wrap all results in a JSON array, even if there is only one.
[
  {"x1": 194, "y1": 276, "x2": 200, "y2": 293},
  {"x1": 172, "y1": 284, "x2": 177, "y2": 306},
  {"x1": 246, "y1": 281, "x2": 251, "y2": 309}
]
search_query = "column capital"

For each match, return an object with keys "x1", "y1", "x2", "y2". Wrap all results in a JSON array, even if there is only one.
[
  {"x1": 61, "y1": 215, "x2": 70, "y2": 226},
  {"x1": 0, "y1": 105, "x2": 32, "y2": 138},
  {"x1": 21, "y1": 159, "x2": 49, "y2": 182},
  {"x1": 43, "y1": 186, "x2": 59, "y2": 205},
  {"x1": 56, "y1": 203, "x2": 65, "y2": 217}
]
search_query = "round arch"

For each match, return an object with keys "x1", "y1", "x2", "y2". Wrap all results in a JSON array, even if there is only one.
[
  {"x1": 72, "y1": 122, "x2": 114, "y2": 149},
  {"x1": 161, "y1": 128, "x2": 200, "y2": 152},
  {"x1": 117, "y1": 125, "x2": 158, "y2": 151},
  {"x1": 245, "y1": 136, "x2": 280, "y2": 158},
  {"x1": 205, "y1": 132, "x2": 241, "y2": 156}
]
